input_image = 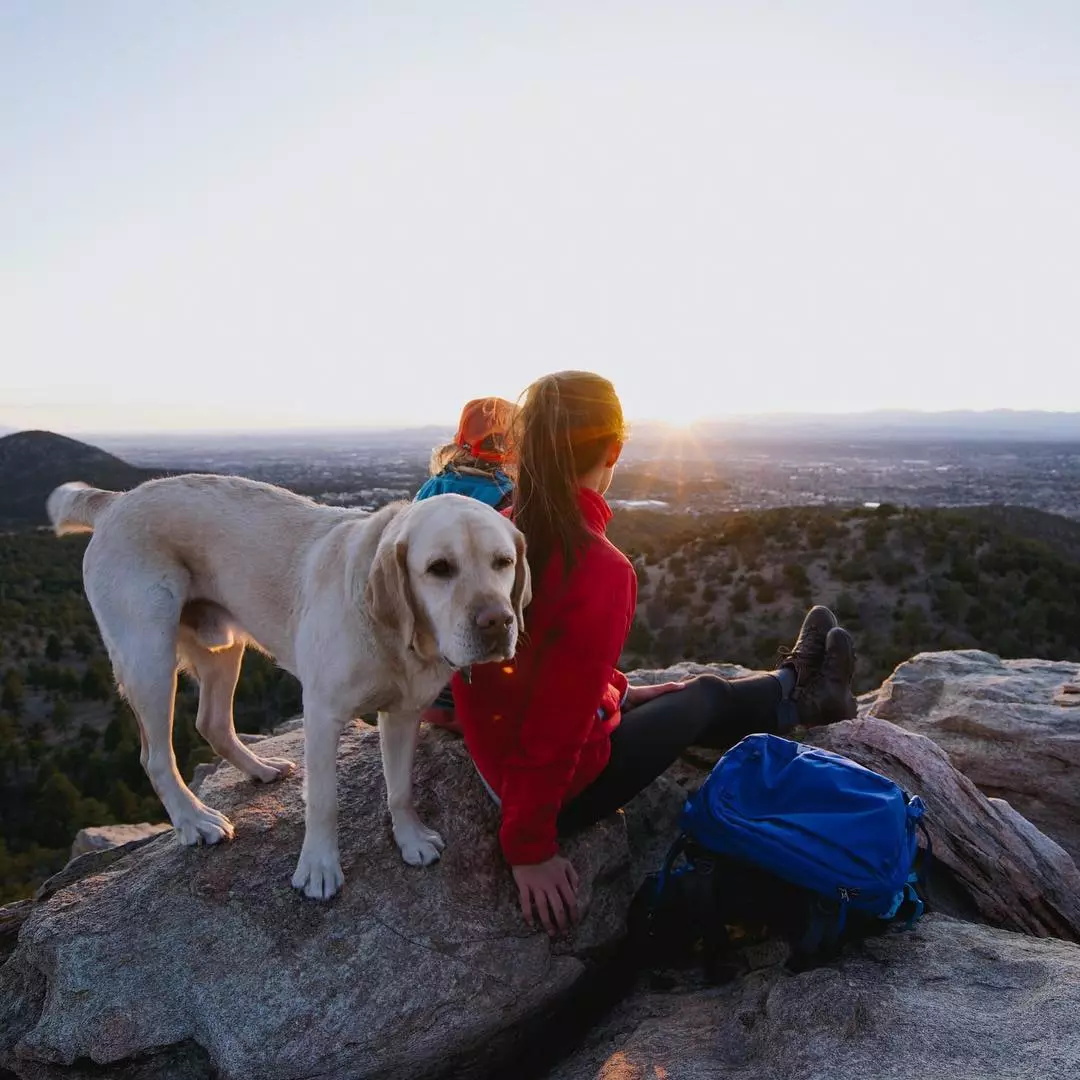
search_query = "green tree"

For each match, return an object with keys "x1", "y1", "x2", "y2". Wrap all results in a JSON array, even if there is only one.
[
  {"x1": 625, "y1": 620, "x2": 654, "y2": 656},
  {"x1": 108, "y1": 779, "x2": 143, "y2": 822},
  {"x1": 72, "y1": 629, "x2": 95, "y2": 658},
  {"x1": 1, "y1": 670, "x2": 23, "y2": 717},
  {"x1": 80, "y1": 662, "x2": 112, "y2": 701},
  {"x1": 782, "y1": 562, "x2": 810, "y2": 594},
  {"x1": 834, "y1": 592, "x2": 859, "y2": 623},
  {"x1": 34, "y1": 769, "x2": 84, "y2": 848},
  {"x1": 51, "y1": 698, "x2": 73, "y2": 733},
  {"x1": 754, "y1": 579, "x2": 777, "y2": 604},
  {"x1": 45, "y1": 634, "x2": 63, "y2": 662}
]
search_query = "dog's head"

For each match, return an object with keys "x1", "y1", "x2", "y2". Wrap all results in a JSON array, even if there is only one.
[{"x1": 366, "y1": 494, "x2": 531, "y2": 669}]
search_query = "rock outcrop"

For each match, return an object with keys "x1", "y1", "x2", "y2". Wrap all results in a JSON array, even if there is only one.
[
  {"x1": 543, "y1": 915, "x2": 1080, "y2": 1080},
  {"x1": 627, "y1": 662, "x2": 1080, "y2": 941},
  {"x1": 5, "y1": 652, "x2": 1080, "y2": 1080},
  {"x1": 808, "y1": 717, "x2": 1080, "y2": 940},
  {"x1": 69, "y1": 824, "x2": 172, "y2": 860},
  {"x1": 0, "y1": 724, "x2": 683, "y2": 1080},
  {"x1": 861, "y1": 650, "x2": 1080, "y2": 861}
]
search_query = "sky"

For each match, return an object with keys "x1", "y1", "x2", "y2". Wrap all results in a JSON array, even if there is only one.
[{"x1": 3, "y1": 1, "x2": 1080, "y2": 433}]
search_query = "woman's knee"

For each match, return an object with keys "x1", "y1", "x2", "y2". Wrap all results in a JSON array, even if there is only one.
[
  {"x1": 682, "y1": 673, "x2": 732, "y2": 709},
  {"x1": 669, "y1": 673, "x2": 738, "y2": 717}
]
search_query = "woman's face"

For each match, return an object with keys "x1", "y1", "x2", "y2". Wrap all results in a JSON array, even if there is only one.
[{"x1": 597, "y1": 440, "x2": 623, "y2": 495}]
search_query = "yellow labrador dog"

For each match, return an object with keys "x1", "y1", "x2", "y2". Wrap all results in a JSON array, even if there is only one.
[{"x1": 46, "y1": 475, "x2": 529, "y2": 899}]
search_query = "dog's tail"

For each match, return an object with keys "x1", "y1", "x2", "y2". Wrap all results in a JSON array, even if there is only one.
[{"x1": 46, "y1": 482, "x2": 121, "y2": 536}]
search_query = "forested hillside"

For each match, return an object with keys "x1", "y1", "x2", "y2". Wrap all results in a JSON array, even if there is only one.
[
  {"x1": 611, "y1": 504, "x2": 1080, "y2": 690},
  {"x1": 2, "y1": 502, "x2": 1080, "y2": 901}
]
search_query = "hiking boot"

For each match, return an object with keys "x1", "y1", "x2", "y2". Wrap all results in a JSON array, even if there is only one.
[
  {"x1": 793, "y1": 626, "x2": 859, "y2": 728},
  {"x1": 779, "y1": 606, "x2": 839, "y2": 689}
]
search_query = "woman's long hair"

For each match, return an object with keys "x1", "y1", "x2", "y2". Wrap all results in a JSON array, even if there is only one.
[{"x1": 510, "y1": 371, "x2": 626, "y2": 580}]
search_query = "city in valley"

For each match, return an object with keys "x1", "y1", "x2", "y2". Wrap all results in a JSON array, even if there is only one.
[{"x1": 87, "y1": 413, "x2": 1080, "y2": 521}]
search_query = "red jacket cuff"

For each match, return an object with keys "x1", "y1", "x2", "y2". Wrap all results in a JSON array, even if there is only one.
[
  {"x1": 499, "y1": 822, "x2": 559, "y2": 866},
  {"x1": 612, "y1": 669, "x2": 629, "y2": 701}
]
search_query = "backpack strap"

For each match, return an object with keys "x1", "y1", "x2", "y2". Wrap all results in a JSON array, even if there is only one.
[
  {"x1": 916, "y1": 819, "x2": 934, "y2": 877},
  {"x1": 685, "y1": 850, "x2": 722, "y2": 932},
  {"x1": 653, "y1": 834, "x2": 687, "y2": 899},
  {"x1": 647, "y1": 838, "x2": 731, "y2": 965},
  {"x1": 895, "y1": 820, "x2": 932, "y2": 929},
  {"x1": 795, "y1": 895, "x2": 845, "y2": 962},
  {"x1": 641, "y1": 833, "x2": 689, "y2": 938},
  {"x1": 902, "y1": 876, "x2": 925, "y2": 928}
]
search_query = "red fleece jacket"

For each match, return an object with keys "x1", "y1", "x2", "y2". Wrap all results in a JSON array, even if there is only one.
[{"x1": 451, "y1": 488, "x2": 637, "y2": 865}]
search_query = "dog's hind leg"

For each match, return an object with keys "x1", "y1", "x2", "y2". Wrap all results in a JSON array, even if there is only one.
[
  {"x1": 185, "y1": 637, "x2": 296, "y2": 783},
  {"x1": 91, "y1": 572, "x2": 235, "y2": 846}
]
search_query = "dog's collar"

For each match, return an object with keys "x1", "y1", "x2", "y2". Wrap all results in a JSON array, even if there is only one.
[
  {"x1": 411, "y1": 644, "x2": 472, "y2": 684},
  {"x1": 444, "y1": 658, "x2": 473, "y2": 684}
]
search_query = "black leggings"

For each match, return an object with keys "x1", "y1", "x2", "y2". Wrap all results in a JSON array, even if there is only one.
[{"x1": 556, "y1": 673, "x2": 784, "y2": 836}]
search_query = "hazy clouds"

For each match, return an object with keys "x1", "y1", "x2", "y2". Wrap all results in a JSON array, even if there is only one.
[{"x1": 3, "y1": 2, "x2": 1079, "y2": 431}]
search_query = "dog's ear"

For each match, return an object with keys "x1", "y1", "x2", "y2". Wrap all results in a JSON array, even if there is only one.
[
  {"x1": 366, "y1": 538, "x2": 417, "y2": 651},
  {"x1": 511, "y1": 530, "x2": 532, "y2": 637}
]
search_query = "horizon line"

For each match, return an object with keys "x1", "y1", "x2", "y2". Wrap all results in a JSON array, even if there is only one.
[{"x1": 7, "y1": 405, "x2": 1080, "y2": 440}]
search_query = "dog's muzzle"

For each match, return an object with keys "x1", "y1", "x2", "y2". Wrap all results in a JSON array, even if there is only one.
[{"x1": 474, "y1": 604, "x2": 515, "y2": 657}]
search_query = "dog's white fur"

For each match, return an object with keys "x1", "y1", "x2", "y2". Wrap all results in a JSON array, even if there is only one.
[{"x1": 46, "y1": 475, "x2": 530, "y2": 899}]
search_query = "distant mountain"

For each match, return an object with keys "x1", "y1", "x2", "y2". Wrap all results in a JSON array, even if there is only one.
[
  {"x1": 689, "y1": 410, "x2": 1080, "y2": 442},
  {"x1": 0, "y1": 430, "x2": 160, "y2": 526},
  {"x1": 88, "y1": 425, "x2": 452, "y2": 454},
  {"x1": 58, "y1": 411, "x2": 1080, "y2": 463}
]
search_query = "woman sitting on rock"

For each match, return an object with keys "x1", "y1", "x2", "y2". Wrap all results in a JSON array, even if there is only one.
[{"x1": 451, "y1": 371, "x2": 859, "y2": 936}]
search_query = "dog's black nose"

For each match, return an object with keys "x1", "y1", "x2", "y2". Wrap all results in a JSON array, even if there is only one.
[{"x1": 475, "y1": 606, "x2": 513, "y2": 631}]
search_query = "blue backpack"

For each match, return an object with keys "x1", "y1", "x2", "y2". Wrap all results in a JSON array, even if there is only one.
[{"x1": 640, "y1": 734, "x2": 929, "y2": 971}]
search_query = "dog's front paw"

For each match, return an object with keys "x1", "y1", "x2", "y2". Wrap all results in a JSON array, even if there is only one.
[
  {"x1": 392, "y1": 815, "x2": 445, "y2": 867},
  {"x1": 174, "y1": 802, "x2": 235, "y2": 846},
  {"x1": 291, "y1": 846, "x2": 344, "y2": 900}
]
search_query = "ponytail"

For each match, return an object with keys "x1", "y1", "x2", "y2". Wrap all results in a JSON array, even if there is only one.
[{"x1": 510, "y1": 371, "x2": 625, "y2": 580}]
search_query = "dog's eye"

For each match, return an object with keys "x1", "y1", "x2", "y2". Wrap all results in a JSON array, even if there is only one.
[
  {"x1": 493, "y1": 555, "x2": 514, "y2": 571},
  {"x1": 427, "y1": 559, "x2": 456, "y2": 579}
]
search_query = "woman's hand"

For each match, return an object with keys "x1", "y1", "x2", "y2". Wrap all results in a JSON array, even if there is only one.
[
  {"x1": 513, "y1": 856, "x2": 580, "y2": 936},
  {"x1": 622, "y1": 680, "x2": 686, "y2": 712}
]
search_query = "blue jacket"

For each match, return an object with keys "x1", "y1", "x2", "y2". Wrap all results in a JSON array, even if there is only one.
[{"x1": 414, "y1": 467, "x2": 513, "y2": 509}]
